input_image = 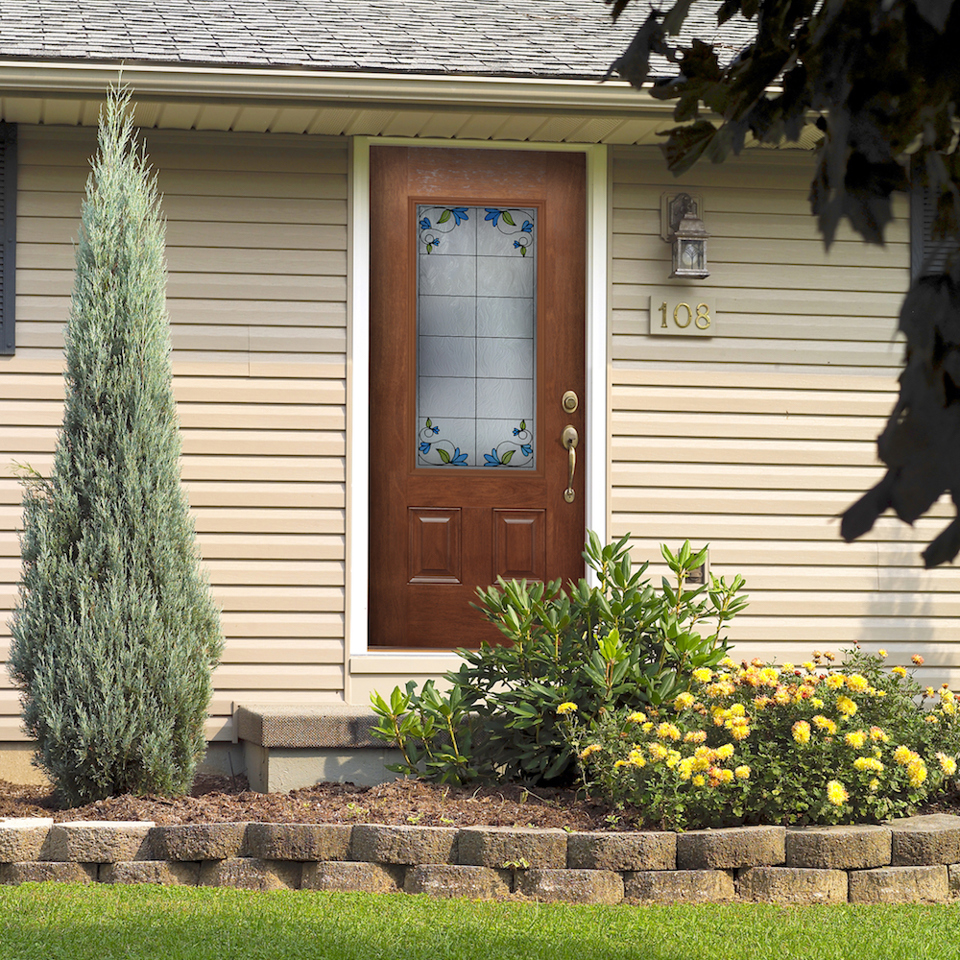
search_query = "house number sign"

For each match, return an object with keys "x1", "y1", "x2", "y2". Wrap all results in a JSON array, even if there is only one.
[{"x1": 648, "y1": 288, "x2": 718, "y2": 337}]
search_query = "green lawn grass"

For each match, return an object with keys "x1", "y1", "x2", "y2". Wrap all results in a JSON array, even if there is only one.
[{"x1": 1, "y1": 884, "x2": 958, "y2": 960}]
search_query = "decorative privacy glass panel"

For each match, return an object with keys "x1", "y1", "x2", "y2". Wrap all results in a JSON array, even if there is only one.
[{"x1": 416, "y1": 205, "x2": 536, "y2": 468}]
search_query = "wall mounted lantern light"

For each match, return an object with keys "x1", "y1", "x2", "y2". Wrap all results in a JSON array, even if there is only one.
[{"x1": 664, "y1": 193, "x2": 709, "y2": 279}]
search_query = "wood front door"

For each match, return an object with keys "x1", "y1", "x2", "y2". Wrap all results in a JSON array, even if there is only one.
[{"x1": 369, "y1": 146, "x2": 586, "y2": 648}]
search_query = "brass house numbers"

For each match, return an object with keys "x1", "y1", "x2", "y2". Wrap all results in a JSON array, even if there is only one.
[{"x1": 648, "y1": 287, "x2": 718, "y2": 337}]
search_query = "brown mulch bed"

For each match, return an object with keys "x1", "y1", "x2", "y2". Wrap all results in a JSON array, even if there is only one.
[
  {"x1": 2, "y1": 775, "x2": 958, "y2": 830},
  {"x1": 0, "y1": 775, "x2": 634, "y2": 830}
]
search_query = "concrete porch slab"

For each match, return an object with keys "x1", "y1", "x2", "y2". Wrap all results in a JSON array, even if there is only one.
[{"x1": 236, "y1": 704, "x2": 403, "y2": 792}]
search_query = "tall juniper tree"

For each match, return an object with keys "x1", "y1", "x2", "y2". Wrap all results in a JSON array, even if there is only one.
[{"x1": 8, "y1": 86, "x2": 222, "y2": 805}]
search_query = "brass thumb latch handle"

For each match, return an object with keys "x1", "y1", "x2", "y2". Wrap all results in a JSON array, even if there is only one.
[{"x1": 562, "y1": 424, "x2": 579, "y2": 503}]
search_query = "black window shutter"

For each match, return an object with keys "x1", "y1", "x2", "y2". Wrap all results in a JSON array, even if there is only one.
[
  {"x1": 911, "y1": 176, "x2": 958, "y2": 281},
  {"x1": 0, "y1": 122, "x2": 16, "y2": 355}
]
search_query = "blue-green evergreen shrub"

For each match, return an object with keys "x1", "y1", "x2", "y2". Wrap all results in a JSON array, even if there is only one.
[{"x1": 8, "y1": 87, "x2": 222, "y2": 805}]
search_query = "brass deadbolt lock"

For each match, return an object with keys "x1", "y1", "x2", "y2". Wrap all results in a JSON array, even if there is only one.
[{"x1": 562, "y1": 390, "x2": 579, "y2": 413}]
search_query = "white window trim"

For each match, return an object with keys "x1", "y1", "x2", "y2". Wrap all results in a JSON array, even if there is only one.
[{"x1": 347, "y1": 137, "x2": 608, "y2": 659}]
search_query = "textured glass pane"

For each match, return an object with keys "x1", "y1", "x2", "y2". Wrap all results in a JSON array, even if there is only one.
[
  {"x1": 477, "y1": 297, "x2": 534, "y2": 339},
  {"x1": 476, "y1": 208, "x2": 535, "y2": 257},
  {"x1": 418, "y1": 206, "x2": 477, "y2": 256},
  {"x1": 419, "y1": 376, "x2": 476, "y2": 419},
  {"x1": 476, "y1": 418, "x2": 534, "y2": 468},
  {"x1": 476, "y1": 337, "x2": 533, "y2": 380},
  {"x1": 420, "y1": 335, "x2": 476, "y2": 379},
  {"x1": 417, "y1": 417, "x2": 476, "y2": 466},
  {"x1": 419, "y1": 253, "x2": 477, "y2": 297},
  {"x1": 417, "y1": 204, "x2": 537, "y2": 469},
  {"x1": 476, "y1": 256, "x2": 534, "y2": 298},
  {"x1": 476, "y1": 377, "x2": 533, "y2": 420},
  {"x1": 420, "y1": 296, "x2": 476, "y2": 337}
]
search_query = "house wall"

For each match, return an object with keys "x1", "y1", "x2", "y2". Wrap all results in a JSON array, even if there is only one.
[
  {"x1": 1, "y1": 129, "x2": 956, "y2": 782},
  {"x1": 610, "y1": 145, "x2": 960, "y2": 689},
  {"x1": 0, "y1": 126, "x2": 349, "y2": 760}
]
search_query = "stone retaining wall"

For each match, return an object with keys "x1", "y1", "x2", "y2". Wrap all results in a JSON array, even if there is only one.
[{"x1": 2, "y1": 815, "x2": 960, "y2": 904}]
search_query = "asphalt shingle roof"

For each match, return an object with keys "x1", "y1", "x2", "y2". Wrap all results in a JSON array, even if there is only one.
[{"x1": 0, "y1": 0, "x2": 753, "y2": 79}]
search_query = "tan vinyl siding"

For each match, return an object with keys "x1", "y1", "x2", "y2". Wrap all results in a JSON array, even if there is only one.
[
  {"x1": 0, "y1": 126, "x2": 347, "y2": 743},
  {"x1": 610, "y1": 146, "x2": 960, "y2": 689}
]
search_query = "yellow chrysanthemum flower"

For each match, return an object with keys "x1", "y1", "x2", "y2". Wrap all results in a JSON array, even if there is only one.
[
  {"x1": 942, "y1": 689, "x2": 955, "y2": 704},
  {"x1": 657, "y1": 722, "x2": 681, "y2": 741},
  {"x1": 894, "y1": 745, "x2": 917, "y2": 765},
  {"x1": 936, "y1": 753, "x2": 958, "y2": 776},
  {"x1": 878, "y1": 649, "x2": 888, "y2": 658},
  {"x1": 845, "y1": 731, "x2": 867, "y2": 749},
  {"x1": 912, "y1": 655, "x2": 925, "y2": 665},
  {"x1": 731, "y1": 724, "x2": 751, "y2": 741},
  {"x1": 836, "y1": 696, "x2": 857, "y2": 717},
  {"x1": 943, "y1": 701, "x2": 957, "y2": 716},
  {"x1": 692, "y1": 667, "x2": 713, "y2": 683},
  {"x1": 854, "y1": 756, "x2": 884, "y2": 773},
  {"x1": 648, "y1": 742, "x2": 668, "y2": 761},
  {"x1": 684, "y1": 730, "x2": 707, "y2": 744},
  {"x1": 892, "y1": 666, "x2": 907, "y2": 678},
  {"x1": 826, "y1": 780, "x2": 849, "y2": 806},
  {"x1": 907, "y1": 759, "x2": 927, "y2": 787},
  {"x1": 735, "y1": 765, "x2": 751, "y2": 780},
  {"x1": 773, "y1": 688, "x2": 792, "y2": 706},
  {"x1": 678, "y1": 758, "x2": 695, "y2": 780},
  {"x1": 826, "y1": 674, "x2": 846, "y2": 690},
  {"x1": 717, "y1": 768, "x2": 735, "y2": 784},
  {"x1": 730, "y1": 703, "x2": 747, "y2": 718},
  {"x1": 627, "y1": 749, "x2": 646, "y2": 768},
  {"x1": 674, "y1": 692, "x2": 696, "y2": 712},
  {"x1": 802, "y1": 661, "x2": 815, "y2": 672},
  {"x1": 869, "y1": 778, "x2": 880, "y2": 791},
  {"x1": 811, "y1": 697, "x2": 824, "y2": 708},
  {"x1": 614, "y1": 759, "x2": 630, "y2": 769},
  {"x1": 626, "y1": 711, "x2": 647, "y2": 724},
  {"x1": 846, "y1": 674, "x2": 869, "y2": 692},
  {"x1": 869, "y1": 726, "x2": 889, "y2": 742},
  {"x1": 692, "y1": 774, "x2": 706, "y2": 787},
  {"x1": 556, "y1": 702, "x2": 578, "y2": 715},
  {"x1": 759, "y1": 667, "x2": 780, "y2": 687},
  {"x1": 642, "y1": 721, "x2": 655, "y2": 732},
  {"x1": 716, "y1": 743, "x2": 735, "y2": 760},
  {"x1": 579, "y1": 744, "x2": 602, "y2": 760},
  {"x1": 666, "y1": 750, "x2": 682, "y2": 768},
  {"x1": 812, "y1": 715, "x2": 837, "y2": 735}
]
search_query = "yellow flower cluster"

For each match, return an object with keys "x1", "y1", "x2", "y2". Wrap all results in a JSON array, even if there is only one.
[
  {"x1": 557, "y1": 702, "x2": 578, "y2": 715},
  {"x1": 626, "y1": 711, "x2": 647, "y2": 724},
  {"x1": 853, "y1": 756, "x2": 884, "y2": 773}
]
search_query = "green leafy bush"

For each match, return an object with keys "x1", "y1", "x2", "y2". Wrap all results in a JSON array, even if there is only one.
[
  {"x1": 562, "y1": 648, "x2": 960, "y2": 829},
  {"x1": 7, "y1": 87, "x2": 222, "y2": 805},
  {"x1": 371, "y1": 534, "x2": 746, "y2": 785}
]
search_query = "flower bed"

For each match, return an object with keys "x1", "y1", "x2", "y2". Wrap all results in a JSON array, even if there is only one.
[{"x1": 2, "y1": 815, "x2": 960, "y2": 904}]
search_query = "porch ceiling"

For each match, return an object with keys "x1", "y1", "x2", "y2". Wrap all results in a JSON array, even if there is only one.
[{"x1": 0, "y1": 60, "x2": 820, "y2": 148}]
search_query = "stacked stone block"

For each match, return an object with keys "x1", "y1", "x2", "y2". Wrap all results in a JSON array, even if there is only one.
[{"x1": 0, "y1": 814, "x2": 958, "y2": 903}]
